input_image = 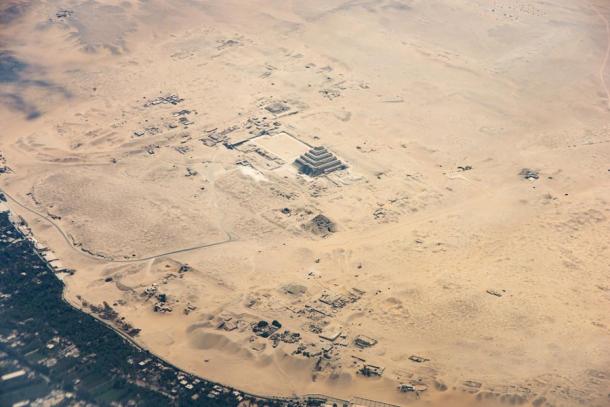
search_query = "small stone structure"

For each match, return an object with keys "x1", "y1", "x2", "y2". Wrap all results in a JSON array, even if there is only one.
[
  {"x1": 305, "y1": 214, "x2": 336, "y2": 236},
  {"x1": 294, "y1": 146, "x2": 346, "y2": 176}
]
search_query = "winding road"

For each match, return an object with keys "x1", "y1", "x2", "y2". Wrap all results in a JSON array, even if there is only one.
[
  {"x1": 0, "y1": 187, "x2": 235, "y2": 264},
  {"x1": 590, "y1": 1, "x2": 610, "y2": 109}
]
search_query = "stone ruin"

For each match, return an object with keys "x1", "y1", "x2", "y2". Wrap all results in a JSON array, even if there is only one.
[
  {"x1": 294, "y1": 146, "x2": 347, "y2": 177},
  {"x1": 354, "y1": 335, "x2": 377, "y2": 349},
  {"x1": 265, "y1": 102, "x2": 290, "y2": 114},
  {"x1": 519, "y1": 168, "x2": 539, "y2": 180},
  {"x1": 358, "y1": 364, "x2": 385, "y2": 377},
  {"x1": 252, "y1": 319, "x2": 282, "y2": 338},
  {"x1": 304, "y1": 214, "x2": 336, "y2": 236}
]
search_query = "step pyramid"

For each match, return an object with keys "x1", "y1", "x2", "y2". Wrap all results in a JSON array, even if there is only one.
[{"x1": 294, "y1": 146, "x2": 347, "y2": 177}]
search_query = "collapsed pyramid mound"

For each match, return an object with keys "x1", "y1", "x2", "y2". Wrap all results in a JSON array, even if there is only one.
[{"x1": 294, "y1": 146, "x2": 347, "y2": 177}]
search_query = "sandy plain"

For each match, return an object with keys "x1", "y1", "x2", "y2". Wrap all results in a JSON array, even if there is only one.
[{"x1": 1, "y1": 0, "x2": 609, "y2": 406}]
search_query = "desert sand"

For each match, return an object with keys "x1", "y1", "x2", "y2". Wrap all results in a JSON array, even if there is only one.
[{"x1": 1, "y1": 0, "x2": 609, "y2": 405}]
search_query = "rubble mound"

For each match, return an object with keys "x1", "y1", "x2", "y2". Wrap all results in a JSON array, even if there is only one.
[
  {"x1": 519, "y1": 168, "x2": 539, "y2": 180},
  {"x1": 282, "y1": 283, "x2": 307, "y2": 296},
  {"x1": 265, "y1": 102, "x2": 290, "y2": 114},
  {"x1": 304, "y1": 214, "x2": 336, "y2": 236}
]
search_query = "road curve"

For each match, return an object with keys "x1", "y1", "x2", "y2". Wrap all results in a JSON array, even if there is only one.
[
  {"x1": 0, "y1": 187, "x2": 235, "y2": 264},
  {"x1": 589, "y1": 2, "x2": 610, "y2": 109}
]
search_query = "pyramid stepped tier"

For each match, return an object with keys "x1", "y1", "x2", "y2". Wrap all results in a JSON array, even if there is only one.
[
  {"x1": 304, "y1": 151, "x2": 333, "y2": 162},
  {"x1": 300, "y1": 154, "x2": 335, "y2": 166},
  {"x1": 294, "y1": 146, "x2": 347, "y2": 176},
  {"x1": 309, "y1": 146, "x2": 329, "y2": 156}
]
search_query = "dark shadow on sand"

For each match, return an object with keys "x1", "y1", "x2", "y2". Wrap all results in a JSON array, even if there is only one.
[{"x1": 0, "y1": 51, "x2": 71, "y2": 120}]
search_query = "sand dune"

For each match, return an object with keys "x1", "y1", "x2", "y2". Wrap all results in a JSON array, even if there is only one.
[{"x1": 1, "y1": 0, "x2": 609, "y2": 406}]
